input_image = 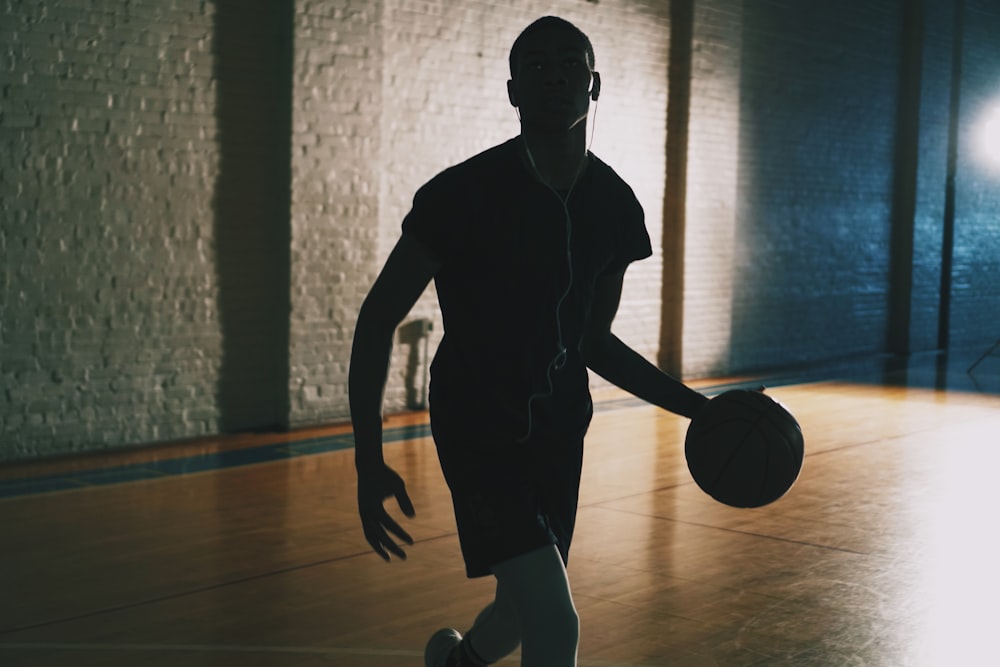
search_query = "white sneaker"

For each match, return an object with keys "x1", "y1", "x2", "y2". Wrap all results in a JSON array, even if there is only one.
[{"x1": 424, "y1": 627, "x2": 462, "y2": 667}]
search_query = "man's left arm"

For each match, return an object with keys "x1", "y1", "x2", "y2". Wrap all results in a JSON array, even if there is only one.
[{"x1": 582, "y1": 268, "x2": 709, "y2": 419}]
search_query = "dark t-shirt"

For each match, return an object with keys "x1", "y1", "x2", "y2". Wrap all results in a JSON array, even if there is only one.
[{"x1": 402, "y1": 137, "x2": 652, "y2": 443}]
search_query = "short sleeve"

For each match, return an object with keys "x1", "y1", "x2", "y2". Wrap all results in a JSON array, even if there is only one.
[
  {"x1": 606, "y1": 184, "x2": 652, "y2": 276},
  {"x1": 400, "y1": 174, "x2": 459, "y2": 264},
  {"x1": 624, "y1": 195, "x2": 652, "y2": 263}
]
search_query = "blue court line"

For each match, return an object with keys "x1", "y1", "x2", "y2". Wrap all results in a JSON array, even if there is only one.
[
  {"x1": 0, "y1": 424, "x2": 432, "y2": 500},
  {"x1": 0, "y1": 378, "x2": 791, "y2": 501}
]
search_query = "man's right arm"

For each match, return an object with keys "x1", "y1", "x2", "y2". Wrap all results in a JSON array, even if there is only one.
[
  {"x1": 350, "y1": 233, "x2": 440, "y2": 561},
  {"x1": 349, "y1": 233, "x2": 441, "y2": 470}
]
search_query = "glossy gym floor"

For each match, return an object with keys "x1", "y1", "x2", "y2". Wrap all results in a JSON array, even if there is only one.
[{"x1": 2, "y1": 347, "x2": 999, "y2": 666}]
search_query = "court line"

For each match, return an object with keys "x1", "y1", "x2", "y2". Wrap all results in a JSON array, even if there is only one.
[
  {"x1": 0, "y1": 427, "x2": 424, "y2": 500},
  {"x1": 0, "y1": 641, "x2": 670, "y2": 666}
]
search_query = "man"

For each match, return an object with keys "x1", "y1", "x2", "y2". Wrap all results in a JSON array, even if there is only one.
[{"x1": 349, "y1": 16, "x2": 709, "y2": 667}]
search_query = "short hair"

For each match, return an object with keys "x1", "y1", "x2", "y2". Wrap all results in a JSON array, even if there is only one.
[{"x1": 508, "y1": 16, "x2": 596, "y2": 78}]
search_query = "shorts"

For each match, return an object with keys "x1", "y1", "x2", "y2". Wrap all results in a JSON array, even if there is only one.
[{"x1": 433, "y1": 423, "x2": 587, "y2": 578}]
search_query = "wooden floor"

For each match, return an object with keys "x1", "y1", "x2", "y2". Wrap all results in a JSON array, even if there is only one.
[{"x1": 2, "y1": 349, "x2": 1000, "y2": 666}]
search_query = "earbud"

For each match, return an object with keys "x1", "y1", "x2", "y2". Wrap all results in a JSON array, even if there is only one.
[
  {"x1": 590, "y1": 71, "x2": 601, "y2": 101},
  {"x1": 507, "y1": 79, "x2": 518, "y2": 107}
]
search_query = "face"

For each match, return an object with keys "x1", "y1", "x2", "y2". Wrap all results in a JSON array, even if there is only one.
[{"x1": 508, "y1": 28, "x2": 594, "y2": 132}]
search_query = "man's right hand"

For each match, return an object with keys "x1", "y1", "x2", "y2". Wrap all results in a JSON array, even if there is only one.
[{"x1": 357, "y1": 464, "x2": 416, "y2": 561}]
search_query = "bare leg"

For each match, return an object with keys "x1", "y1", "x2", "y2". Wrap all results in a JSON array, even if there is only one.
[{"x1": 490, "y1": 545, "x2": 579, "y2": 667}]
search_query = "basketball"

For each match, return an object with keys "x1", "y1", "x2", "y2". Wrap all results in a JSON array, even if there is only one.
[{"x1": 685, "y1": 389, "x2": 804, "y2": 508}]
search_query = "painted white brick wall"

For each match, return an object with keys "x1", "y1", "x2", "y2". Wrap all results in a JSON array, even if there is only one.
[
  {"x1": 1, "y1": 0, "x2": 223, "y2": 459},
  {"x1": 681, "y1": 0, "x2": 742, "y2": 378},
  {"x1": 288, "y1": 0, "x2": 384, "y2": 425}
]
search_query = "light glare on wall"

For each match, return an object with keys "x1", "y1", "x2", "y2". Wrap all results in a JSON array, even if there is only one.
[{"x1": 975, "y1": 100, "x2": 1000, "y2": 172}]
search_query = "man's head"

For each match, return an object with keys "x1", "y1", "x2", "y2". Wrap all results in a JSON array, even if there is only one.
[
  {"x1": 508, "y1": 16, "x2": 595, "y2": 80},
  {"x1": 507, "y1": 17, "x2": 599, "y2": 131}
]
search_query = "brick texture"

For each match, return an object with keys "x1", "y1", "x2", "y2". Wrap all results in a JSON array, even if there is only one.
[
  {"x1": 679, "y1": 0, "x2": 743, "y2": 377},
  {"x1": 909, "y1": 0, "x2": 955, "y2": 353},
  {"x1": 288, "y1": 0, "x2": 384, "y2": 426},
  {"x1": 2, "y1": 0, "x2": 223, "y2": 458},
  {"x1": 683, "y1": 0, "x2": 902, "y2": 377},
  {"x1": 949, "y1": 0, "x2": 1000, "y2": 348}
]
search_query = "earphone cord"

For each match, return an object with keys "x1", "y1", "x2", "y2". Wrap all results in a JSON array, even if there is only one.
[
  {"x1": 588, "y1": 98, "x2": 599, "y2": 153},
  {"x1": 517, "y1": 141, "x2": 582, "y2": 443}
]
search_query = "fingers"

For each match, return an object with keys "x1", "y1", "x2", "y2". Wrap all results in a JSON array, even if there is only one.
[
  {"x1": 395, "y1": 487, "x2": 416, "y2": 518},
  {"x1": 382, "y1": 535, "x2": 409, "y2": 561},
  {"x1": 362, "y1": 509, "x2": 414, "y2": 562},
  {"x1": 363, "y1": 521, "x2": 407, "y2": 561},
  {"x1": 381, "y1": 511, "x2": 414, "y2": 548},
  {"x1": 357, "y1": 465, "x2": 416, "y2": 562},
  {"x1": 382, "y1": 468, "x2": 416, "y2": 518},
  {"x1": 364, "y1": 531, "x2": 393, "y2": 562}
]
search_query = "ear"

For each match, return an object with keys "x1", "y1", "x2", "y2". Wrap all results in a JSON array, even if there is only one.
[
  {"x1": 507, "y1": 79, "x2": 518, "y2": 107},
  {"x1": 590, "y1": 71, "x2": 601, "y2": 101}
]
